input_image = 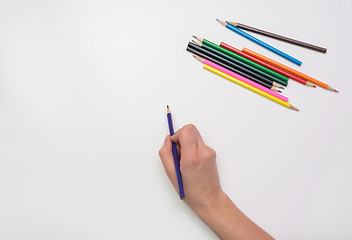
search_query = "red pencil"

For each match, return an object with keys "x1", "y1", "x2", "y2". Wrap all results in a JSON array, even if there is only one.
[{"x1": 220, "y1": 42, "x2": 316, "y2": 87}]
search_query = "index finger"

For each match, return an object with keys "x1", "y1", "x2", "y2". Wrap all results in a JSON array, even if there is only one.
[{"x1": 171, "y1": 124, "x2": 204, "y2": 149}]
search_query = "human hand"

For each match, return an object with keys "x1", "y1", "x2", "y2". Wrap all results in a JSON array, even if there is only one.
[
  {"x1": 159, "y1": 124, "x2": 274, "y2": 240},
  {"x1": 159, "y1": 124, "x2": 225, "y2": 215}
]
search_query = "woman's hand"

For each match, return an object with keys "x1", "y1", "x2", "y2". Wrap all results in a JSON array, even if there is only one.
[
  {"x1": 159, "y1": 124, "x2": 224, "y2": 214},
  {"x1": 159, "y1": 124, "x2": 274, "y2": 240}
]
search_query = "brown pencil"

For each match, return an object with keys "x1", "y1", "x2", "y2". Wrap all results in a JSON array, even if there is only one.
[{"x1": 227, "y1": 21, "x2": 327, "y2": 53}]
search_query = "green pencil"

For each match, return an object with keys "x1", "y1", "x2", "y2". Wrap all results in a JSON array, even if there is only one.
[{"x1": 193, "y1": 36, "x2": 289, "y2": 83}]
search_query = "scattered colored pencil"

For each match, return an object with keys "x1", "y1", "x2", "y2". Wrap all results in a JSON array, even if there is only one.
[
  {"x1": 193, "y1": 36, "x2": 288, "y2": 82},
  {"x1": 194, "y1": 55, "x2": 288, "y2": 102},
  {"x1": 186, "y1": 43, "x2": 284, "y2": 91},
  {"x1": 217, "y1": 19, "x2": 302, "y2": 66},
  {"x1": 242, "y1": 48, "x2": 338, "y2": 92},
  {"x1": 227, "y1": 21, "x2": 327, "y2": 53},
  {"x1": 220, "y1": 42, "x2": 315, "y2": 87},
  {"x1": 166, "y1": 106, "x2": 185, "y2": 199},
  {"x1": 185, "y1": 17, "x2": 337, "y2": 111},
  {"x1": 192, "y1": 37, "x2": 288, "y2": 87},
  {"x1": 203, "y1": 65, "x2": 299, "y2": 111}
]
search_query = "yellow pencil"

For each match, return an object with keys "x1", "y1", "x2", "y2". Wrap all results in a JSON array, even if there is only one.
[{"x1": 204, "y1": 64, "x2": 299, "y2": 111}]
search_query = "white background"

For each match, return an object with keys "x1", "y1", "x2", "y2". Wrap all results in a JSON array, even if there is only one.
[{"x1": 1, "y1": 0, "x2": 352, "y2": 239}]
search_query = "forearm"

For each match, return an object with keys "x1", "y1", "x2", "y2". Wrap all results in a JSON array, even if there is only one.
[{"x1": 195, "y1": 191, "x2": 274, "y2": 240}]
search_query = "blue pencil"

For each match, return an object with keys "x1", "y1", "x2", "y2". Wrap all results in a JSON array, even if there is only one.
[
  {"x1": 217, "y1": 19, "x2": 302, "y2": 66},
  {"x1": 166, "y1": 105, "x2": 185, "y2": 199}
]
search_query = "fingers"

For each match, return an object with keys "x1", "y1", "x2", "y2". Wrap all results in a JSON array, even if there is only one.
[
  {"x1": 160, "y1": 124, "x2": 204, "y2": 194},
  {"x1": 176, "y1": 144, "x2": 181, "y2": 159},
  {"x1": 171, "y1": 124, "x2": 204, "y2": 150},
  {"x1": 159, "y1": 135, "x2": 178, "y2": 190}
]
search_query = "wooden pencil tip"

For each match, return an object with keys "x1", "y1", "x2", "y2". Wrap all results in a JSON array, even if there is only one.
[
  {"x1": 273, "y1": 82, "x2": 285, "y2": 89},
  {"x1": 313, "y1": 85, "x2": 316, "y2": 88},
  {"x1": 167, "y1": 105, "x2": 169, "y2": 109},
  {"x1": 326, "y1": 85, "x2": 339, "y2": 92},
  {"x1": 192, "y1": 35, "x2": 204, "y2": 43},
  {"x1": 193, "y1": 55, "x2": 203, "y2": 62},
  {"x1": 305, "y1": 81, "x2": 316, "y2": 88},
  {"x1": 227, "y1": 21, "x2": 238, "y2": 27},
  {"x1": 192, "y1": 39, "x2": 202, "y2": 46},
  {"x1": 289, "y1": 105, "x2": 300, "y2": 111},
  {"x1": 216, "y1": 19, "x2": 227, "y2": 26}
]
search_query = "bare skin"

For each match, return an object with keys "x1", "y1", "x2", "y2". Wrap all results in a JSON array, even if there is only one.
[{"x1": 159, "y1": 124, "x2": 274, "y2": 240}]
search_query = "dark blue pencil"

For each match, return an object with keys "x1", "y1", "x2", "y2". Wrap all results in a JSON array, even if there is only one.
[{"x1": 166, "y1": 105, "x2": 185, "y2": 199}]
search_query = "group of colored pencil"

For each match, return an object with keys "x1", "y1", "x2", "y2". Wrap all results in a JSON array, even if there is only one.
[{"x1": 186, "y1": 19, "x2": 338, "y2": 111}]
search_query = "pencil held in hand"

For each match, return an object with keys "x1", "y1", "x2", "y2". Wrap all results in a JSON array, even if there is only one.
[{"x1": 166, "y1": 106, "x2": 185, "y2": 199}]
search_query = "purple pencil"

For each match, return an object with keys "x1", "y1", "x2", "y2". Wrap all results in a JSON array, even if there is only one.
[{"x1": 167, "y1": 105, "x2": 185, "y2": 199}]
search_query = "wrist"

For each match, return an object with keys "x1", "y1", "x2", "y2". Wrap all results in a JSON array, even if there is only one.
[
  {"x1": 193, "y1": 190, "x2": 230, "y2": 221},
  {"x1": 192, "y1": 191, "x2": 241, "y2": 239}
]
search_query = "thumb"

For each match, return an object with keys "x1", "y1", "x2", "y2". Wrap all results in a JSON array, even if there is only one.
[{"x1": 159, "y1": 135, "x2": 178, "y2": 191}]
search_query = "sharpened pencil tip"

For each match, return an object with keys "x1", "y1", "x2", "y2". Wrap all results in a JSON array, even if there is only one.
[
  {"x1": 216, "y1": 19, "x2": 227, "y2": 26},
  {"x1": 192, "y1": 39, "x2": 202, "y2": 46},
  {"x1": 313, "y1": 85, "x2": 316, "y2": 88},
  {"x1": 192, "y1": 35, "x2": 196, "y2": 39},
  {"x1": 289, "y1": 105, "x2": 299, "y2": 111},
  {"x1": 326, "y1": 86, "x2": 338, "y2": 92},
  {"x1": 167, "y1": 105, "x2": 169, "y2": 109}
]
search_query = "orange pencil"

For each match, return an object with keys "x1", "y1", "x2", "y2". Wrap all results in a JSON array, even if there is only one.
[{"x1": 242, "y1": 48, "x2": 338, "y2": 92}]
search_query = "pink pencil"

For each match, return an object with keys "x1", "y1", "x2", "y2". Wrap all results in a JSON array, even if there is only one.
[{"x1": 193, "y1": 56, "x2": 288, "y2": 102}]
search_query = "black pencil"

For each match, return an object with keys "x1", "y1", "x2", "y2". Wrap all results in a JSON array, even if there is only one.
[
  {"x1": 186, "y1": 43, "x2": 283, "y2": 91},
  {"x1": 187, "y1": 42, "x2": 284, "y2": 89},
  {"x1": 187, "y1": 41, "x2": 287, "y2": 87},
  {"x1": 191, "y1": 39, "x2": 288, "y2": 87},
  {"x1": 227, "y1": 21, "x2": 327, "y2": 53}
]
